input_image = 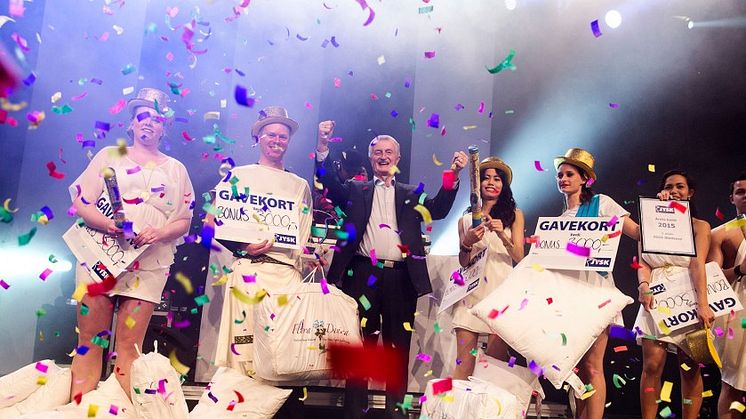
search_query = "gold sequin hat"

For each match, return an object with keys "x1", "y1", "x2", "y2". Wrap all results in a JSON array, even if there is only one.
[
  {"x1": 251, "y1": 106, "x2": 299, "y2": 138},
  {"x1": 126, "y1": 88, "x2": 172, "y2": 116},
  {"x1": 684, "y1": 328, "x2": 722, "y2": 368},
  {"x1": 554, "y1": 147, "x2": 597, "y2": 181},
  {"x1": 479, "y1": 157, "x2": 513, "y2": 185}
]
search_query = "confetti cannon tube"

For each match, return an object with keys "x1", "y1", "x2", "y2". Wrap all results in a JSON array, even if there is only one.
[
  {"x1": 467, "y1": 145, "x2": 482, "y2": 228},
  {"x1": 103, "y1": 167, "x2": 125, "y2": 228}
]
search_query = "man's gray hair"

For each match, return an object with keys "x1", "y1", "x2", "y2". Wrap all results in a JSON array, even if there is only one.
[{"x1": 368, "y1": 135, "x2": 400, "y2": 157}]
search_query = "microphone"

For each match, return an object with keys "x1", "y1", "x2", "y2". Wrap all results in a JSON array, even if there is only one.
[{"x1": 102, "y1": 167, "x2": 125, "y2": 228}]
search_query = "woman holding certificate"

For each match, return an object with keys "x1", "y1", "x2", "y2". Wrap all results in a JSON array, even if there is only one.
[
  {"x1": 634, "y1": 170, "x2": 714, "y2": 419},
  {"x1": 554, "y1": 148, "x2": 639, "y2": 419},
  {"x1": 453, "y1": 157, "x2": 525, "y2": 379},
  {"x1": 67, "y1": 88, "x2": 195, "y2": 399}
]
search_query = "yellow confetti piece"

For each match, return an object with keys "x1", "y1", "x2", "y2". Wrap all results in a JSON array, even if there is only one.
[
  {"x1": 702, "y1": 389, "x2": 714, "y2": 397},
  {"x1": 50, "y1": 92, "x2": 62, "y2": 104},
  {"x1": 299, "y1": 387, "x2": 308, "y2": 401},
  {"x1": 278, "y1": 294, "x2": 288, "y2": 306},
  {"x1": 730, "y1": 401, "x2": 746, "y2": 412},
  {"x1": 657, "y1": 306, "x2": 672, "y2": 315},
  {"x1": 462, "y1": 125, "x2": 477, "y2": 130},
  {"x1": 580, "y1": 389, "x2": 596, "y2": 400},
  {"x1": 648, "y1": 164, "x2": 656, "y2": 173},
  {"x1": 424, "y1": 370, "x2": 433, "y2": 377},
  {"x1": 443, "y1": 395, "x2": 455, "y2": 402},
  {"x1": 361, "y1": 317, "x2": 367, "y2": 328},
  {"x1": 680, "y1": 363, "x2": 691, "y2": 371},
  {"x1": 212, "y1": 275, "x2": 229, "y2": 286},
  {"x1": 725, "y1": 217, "x2": 746, "y2": 230},
  {"x1": 307, "y1": 346, "x2": 318, "y2": 350},
  {"x1": 601, "y1": 234, "x2": 608, "y2": 242},
  {"x1": 388, "y1": 165, "x2": 401, "y2": 176},
  {"x1": 413, "y1": 204, "x2": 432, "y2": 225},
  {"x1": 204, "y1": 111, "x2": 221, "y2": 120},
  {"x1": 657, "y1": 320, "x2": 671, "y2": 336},
  {"x1": 403, "y1": 322, "x2": 413, "y2": 332},
  {"x1": 71, "y1": 281, "x2": 87, "y2": 302},
  {"x1": 124, "y1": 315, "x2": 136, "y2": 329},
  {"x1": 169, "y1": 350, "x2": 190, "y2": 375},
  {"x1": 116, "y1": 138, "x2": 127, "y2": 156},
  {"x1": 175, "y1": 272, "x2": 194, "y2": 295},
  {"x1": 432, "y1": 154, "x2": 443, "y2": 166},
  {"x1": 36, "y1": 376, "x2": 47, "y2": 385},
  {"x1": 87, "y1": 404, "x2": 98, "y2": 417},
  {"x1": 231, "y1": 287, "x2": 267, "y2": 305},
  {"x1": 531, "y1": 263, "x2": 545, "y2": 272},
  {"x1": 660, "y1": 381, "x2": 673, "y2": 402}
]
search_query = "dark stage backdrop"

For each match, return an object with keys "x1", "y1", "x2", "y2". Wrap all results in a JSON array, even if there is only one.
[{"x1": 1, "y1": 1, "x2": 745, "y2": 417}]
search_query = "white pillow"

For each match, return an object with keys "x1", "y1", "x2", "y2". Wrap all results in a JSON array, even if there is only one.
[
  {"x1": 130, "y1": 351, "x2": 190, "y2": 419},
  {"x1": 0, "y1": 360, "x2": 63, "y2": 409},
  {"x1": 17, "y1": 374, "x2": 137, "y2": 419},
  {"x1": 190, "y1": 367, "x2": 292, "y2": 418},
  {"x1": 473, "y1": 351, "x2": 545, "y2": 419},
  {"x1": 421, "y1": 377, "x2": 518, "y2": 418},
  {"x1": 469, "y1": 261, "x2": 633, "y2": 393},
  {"x1": 0, "y1": 365, "x2": 70, "y2": 418}
]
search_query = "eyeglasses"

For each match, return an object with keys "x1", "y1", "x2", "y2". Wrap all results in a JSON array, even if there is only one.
[{"x1": 260, "y1": 132, "x2": 290, "y2": 141}]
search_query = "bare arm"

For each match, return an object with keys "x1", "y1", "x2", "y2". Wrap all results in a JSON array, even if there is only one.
[
  {"x1": 622, "y1": 215, "x2": 640, "y2": 242},
  {"x1": 637, "y1": 243, "x2": 654, "y2": 311},
  {"x1": 505, "y1": 209, "x2": 525, "y2": 263},
  {"x1": 690, "y1": 220, "x2": 714, "y2": 326},
  {"x1": 73, "y1": 197, "x2": 121, "y2": 234}
]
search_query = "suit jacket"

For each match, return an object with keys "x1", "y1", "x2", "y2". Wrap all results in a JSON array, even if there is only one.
[{"x1": 316, "y1": 158, "x2": 459, "y2": 297}]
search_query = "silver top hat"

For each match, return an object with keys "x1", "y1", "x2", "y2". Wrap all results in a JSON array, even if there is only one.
[
  {"x1": 126, "y1": 88, "x2": 172, "y2": 117},
  {"x1": 251, "y1": 106, "x2": 299, "y2": 138}
]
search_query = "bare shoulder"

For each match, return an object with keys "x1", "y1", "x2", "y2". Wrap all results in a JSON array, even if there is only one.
[{"x1": 693, "y1": 218, "x2": 711, "y2": 231}]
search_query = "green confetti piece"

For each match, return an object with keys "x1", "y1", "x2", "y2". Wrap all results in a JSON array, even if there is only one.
[
  {"x1": 202, "y1": 192, "x2": 212, "y2": 203},
  {"x1": 80, "y1": 303, "x2": 89, "y2": 316},
  {"x1": 376, "y1": 262, "x2": 385, "y2": 269},
  {"x1": 584, "y1": 384, "x2": 594, "y2": 392},
  {"x1": 486, "y1": 49, "x2": 517, "y2": 74},
  {"x1": 359, "y1": 295, "x2": 371, "y2": 311},
  {"x1": 90, "y1": 336, "x2": 110, "y2": 349},
  {"x1": 335, "y1": 230, "x2": 349, "y2": 240},
  {"x1": 0, "y1": 206, "x2": 13, "y2": 223},
  {"x1": 190, "y1": 308, "x2": 198, "y2": 314},
  {"x1": 418, "y1": 5, "x2": 433, "y2": 14},
  {"x1": 433, "y1": 322, "x2": 442, "y2": 334},
  {"x1": 209, "y1": 263, "x2": 219, "y2": 275},
  {"x1": 18, "y1": 227, "x2": 37, "y2": 246},
  {"x1": 202, "y1": 202, "x2": 219, "y2": 215},
  {"x1": 51, "y1": 104, "x2": 74, "y2": 114},
  {"x1": 229, "y1": 175, "x2": 240, "y2": 185},
  {"x1": 418, "y1": 193, "x2": 427, "y2": 205},
  {"x1": 121, "y1": 63, "x2": 136, "y2": 75},
  {"x1": 469, "y1": 348, "x2": 478, "y2": 357},
  {"x1": 311, "y1": 226, "x2": 328, "y2": 238},
  {"x1": 302, "y1": 205, "x2": 310, "y2": 214},
  {"x1": 48, "y1": 254, "x2": 58, "y2": 263},
  {"x1": 659, "y1": 406, "x2": 673, "y2": 417},
  {"x1": 682, "y1": 398, "x2": 692, "y2": 405},
  {"x1": 35, "y1": 308, "x2": 47, "y2": 317},
  {"x1": 408, "y1": 117, "x2": 416, "y2": 131},
  {"x1": 347, "y1": 269, "x2": 354, "y2": 277},
  {"x1": 76, "y1": 218, "x2": 85, "y2": 227},
  {"x1": 612, "y1": 373, "x2": 626, "y2": 389},
  {"x1": 561, "y1": 333, "x2": 567, "y2": 346},
  {"x1": 264, "y1": 325, "x2": 270, "y2": 332},
  {"x1": 133, "y1": 388, "x2": 141, "y2": 395},
  {"x1": 77, "y1": 78, "x2": 88, "y2": 85},
  {"x1": 741, "y1": 317, "x2": 746, "y2": 328},
  {"x1": 385, "y1": 92, "x2": 392, "y2": 98},
  {"x1": 54, "y1": 331, "x2": 60, "y2": 337},
  {"x1": 334, "y1": 206, "x2": 346, "y2": 219},
  {"x1": 194, "y1": 294, "x2": 210, "y2": 306},
  {"x1": 222, "y1": 265, "x2": 233, "y2": 274}
]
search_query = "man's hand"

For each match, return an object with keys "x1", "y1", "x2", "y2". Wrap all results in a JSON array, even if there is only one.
[
  {"x1": 244, "y1": 240, "x2": 273, "y2": 256},
  {"x1": 451, "y1": 151, "x2": 468, "y2": 175},
  {"x1": 317, "y1": 120, "x2": 335, "y2": 153}
]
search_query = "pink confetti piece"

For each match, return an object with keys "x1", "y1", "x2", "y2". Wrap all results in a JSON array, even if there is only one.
[
  {"x1": 123, "y1": 197, "x2": 143, "y2": 205},
  {"x1": 416, "y1": 353, "x2": 432, "y2": 363},
  {"x1": 442, "y1": 170, "x2": 456, "y2": 190},
  {"x1": 451, "y1": 270, "x2": 465, "y2": 286},
  {"x1": 46, "y1": 161, "x2": 65, "y2": 179},
  {"x1": 320, "y1": 278, "x2": 330, "y2": 295},
  {"x1": 11, "y1": 32, "x2": 30, "y2": 52},
  {"x1": 478, "y1": 101, "x2": 485, "y2": 113},
  {"x1": 242, "y1": 274, "x2": 256, "y2": 283},
  {"x1": 424, "y1": 51, "x2": 436, "y2": 59},
  {"x1": 109, "y1": 405, "x2": 118, "y2": 415},
  {"x1": 597, "y1": 299, "x2": 611, "y2": 309},
  {"x1": 35, "y1": 361, "x2": 49, "y2": 373},
  {"x1": 487, "y1": 309, "x2": 499, "y2": 319},
  {"x1": 333, "y1": 77, "x2": 341, "y2": 88},
  {"x1": 566, "y1": 242, "x2": 591, "y2": 257},
  {"x1": 71, "y1": 91, "x2": 88, "y2": 102},
  {"x1": 728, "y1": 327, "x2": 734, "y2": 339},
  {"x1": 669, "y1": 201, "x2": 687, "y2": 213},
  {"x1": 431, "y1": 377, "x2": 452, "y2": 395},
  {"x1": 586, "y1": 178, "x2": 596, "y2": 187},
  {"x1": 39, "y1": 268, "x2": 53, "y2": 281},
  {"x1": 9, "y1": 0, "x2": 24, "y2": 17},
  {"x1": 0, "y1": 280, "x2": 9, "y2": 290},
  {"x1": 715, "y1": 208, "x2": 725, "y2": 221},
  {"x1": 590, "y1": 20, "x2": 602, "y2": 37},
  {"x1": 606, "y1": 215, "x2": 619, "y2": 227},
  {"x1": 369, "y1": 249, "x2": 378, "y2": 266},
  {"x1": 126, "y1": 166, "x2": 141, "y2": 175},
  {"x1": 534, "y1": 160, "x2": 546, "y2": 172},
  {"x1": 519, "y1": 298, "x2": 529, "y2": 311},
  {"x1": 609, "y1": 103, "x2": 620, "y2": 109},
  {"x1": 378, "y1": 223, "x2": 391, "y2": 229},
  {"x1": 109, "y1": 99, "x2": 126, "y2": 114},
  {"x1": 714, "y1": 326, "x2": 724, "y2": 337},
  {"x1": 230, "y1": 343, "x2": 241, "y2": 355}
]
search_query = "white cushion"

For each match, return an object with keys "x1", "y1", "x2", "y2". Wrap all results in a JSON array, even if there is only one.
[
  {"x1": 190, "y1": 367, "x2": 291, "y2": 418},
  {"x1": 473, "y1": 351, "x2": 545, "y2": 419},
  {"x1": 422, "y1": 377, "x2": 518, "y2": 418},
  {"x1": 0, "y1": 360, "x2": 63, "y2": 409},
  {"x1": 469, "y1": 261, "x2": 633, "y2": 393},
  {"x1": 0, "y1": 363, "x2": 70, "y2": 418}
]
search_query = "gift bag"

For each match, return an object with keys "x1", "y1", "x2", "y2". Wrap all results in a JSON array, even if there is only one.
[
  {"x1": 129, "y1": 345, "x2": 190, "y2": 419},
  {"x1": 472, "y1": 350, "x2": 544, "y2": 418},
  {"x1": 189, "y1": 367, "x2": 291, "y2": 418},
  {"x1": 253, "y1": 269, "x2": 362, "y2": 381},
  {"x1": 421, "y1": 377, "x2": 518, "y2": 419}
]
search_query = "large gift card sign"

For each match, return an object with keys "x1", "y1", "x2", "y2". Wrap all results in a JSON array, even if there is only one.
[
  {"x1": 63, "y1": 192, "x2": 145, "y2": 282},
  {"x1": 528, "y1": 217, "x2": 622, "y2": 271}
]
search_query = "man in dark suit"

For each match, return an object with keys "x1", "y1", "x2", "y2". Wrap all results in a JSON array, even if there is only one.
[{"x1": 315, "y1": 120, "x2": 467, "y2": 418}]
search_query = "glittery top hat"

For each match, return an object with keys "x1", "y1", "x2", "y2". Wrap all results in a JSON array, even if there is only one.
[{"x1": 251, "y1": 106, "x2": 299, "y2": 138}]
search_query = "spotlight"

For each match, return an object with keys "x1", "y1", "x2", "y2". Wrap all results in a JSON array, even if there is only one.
[
  {"x1": 687, "y1": 21, "x2": 694, "y2": 29},
  {"x1": 605, "y1": 10, "x2": 622, "y2": 29},
  {"x1": 505, "y1": 0, "x2": 516, "y2": 11}
]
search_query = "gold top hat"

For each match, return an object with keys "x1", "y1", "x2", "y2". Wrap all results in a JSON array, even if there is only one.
[
  {"x1": 126, "y1": 88, "x2": 172, "y2": 116},
  {"x1": 684, "y1": 328, "x2": 722, "y2": 368},
  {"x1": 251, "y1": 106, "x2": 299, "y2": 138},
  {"x1": 554, "y1": 148, "x2": 597, "y2": 181},
  {"x1": 479, "y1": 157, "x2": 513, "y2": 185}
]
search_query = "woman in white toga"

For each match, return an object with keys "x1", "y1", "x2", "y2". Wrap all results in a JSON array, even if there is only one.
[{"x1": 68, "y1": 88, "x2": 194, "y2": 399}]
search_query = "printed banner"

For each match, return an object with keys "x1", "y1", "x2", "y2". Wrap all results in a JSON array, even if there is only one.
[{"x1": 439, "y1": 248, "x2": 488, "y2": 314}]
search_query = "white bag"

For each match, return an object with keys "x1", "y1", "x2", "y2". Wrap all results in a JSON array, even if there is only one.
[
  {"x1": 0, "y1": 361, "x2": 70, "y2": 418},
  {"x1": 470, "y1": 261, "x2": 633, "y2": 393},
  {"x1": 17, "y1": 373, "x2": 137, "y2": 419},
  {"x1": 421, "y1": 377, "x2": 518, "y2": 419},
  {"x1": 473, "y1": 350, "x2": 545, "y2": 419},
  {"x1": 130, "y1": 348, "x2": 190, "y2": 419},
  {"x1": 253, "y1": 269, "x2": 362, "y2": 381},
  {"x1": 190, "y1": 367, "x2": 291, "y2": 418}
]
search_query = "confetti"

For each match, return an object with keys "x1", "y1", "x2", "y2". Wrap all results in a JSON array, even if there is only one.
[
  {"x1": 359, "y1": 295, "x2": 371, "y2": 311},
  {"x1": 647, "y1": 164, "x2": 656, "y2": 173},
  {"x1": 0, "y1": 280, "x2": 9, "y2": 290},
  {"x1": 403, "y1": 322, "x2": 413, "y2": 332},
  {"x1": 46, "y1": 161, "x2": 65, "y2": 179},
  {"x1": 566, "y1": 242, "x2": 591, "y2": 257},
  {"x1": 534, "y1": 160, "x2": 546, "y2": 172},
  {"x1": 427, "y1": 113, "x2": 439, "y2": 128},
  {"x1": 125, "y1": 316, "x2": 136, "y2": 329},
  {"x1": 424, "y1": 51, "x2": 436, "y2": 59},
  {"x1": 39, "y1": 268, "x2": 53, "y2": 281},
  {"x1": 431, "y1": 378, "x2": 452, "y2": 395},
  {"x1": 175, "y1": 272, "x2": 194, "y2": 294},
  {"x1": 414, "y1": 205, "x2": 432, "y2": 225},
  {"x1": 715, "y1": 207, "x2": 725, "y2": 221},
  {"x1": 234, "y1": 85, "x2": 255, "y2": 107},
  {"x1": 590, "y1": 20, "x2": 602, "y2": 37},
  {"x1": 659, "y1": 406, "x2": 673, "y2": 418},
  {"x1": 194, "y1": 294, "x2": 210, "y2": 306},
  {"x1": 730, "y1": 401, "x2": 746, "y2": 413},
  {"x1": 669, "y1": 201, "x2": 687, "y2": 213},
  {"x1": 169, "y1": 350, "x2": 190, "y2": 375},
  {"x1": 486, "y1": 49, "x2": 516, "y2": 74},
  {"x1": 660, "y1": 380, "x2": 673, "y2": 402},
  {"x1": 299, "y1": 387, "x2": 308, "y2": 401},
  {"x1": 613, "y1": 345, "x2": 627, "y2": 352}
]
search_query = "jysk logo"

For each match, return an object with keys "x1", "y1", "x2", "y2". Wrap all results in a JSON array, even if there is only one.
[
  {"x1": 275, "y1": 234, "x2": 297, "y2": 245},
  {"x1": 650, "y1": 283, "x2": 666, "y2": 295},
  {"x1": 655, "y1": 206, "x2": 675, "y2": 214},
  {"x1": 92, "y1": 261, "x2": 114, "y2": 281},
  {"x1": 585, "y1": 258, "x2": 611, "y2": 268}
]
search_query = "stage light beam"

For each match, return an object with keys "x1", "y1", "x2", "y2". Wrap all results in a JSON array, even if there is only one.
[{"x1": 605, "y1": 10, "x2": 622, "y2": 29}]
